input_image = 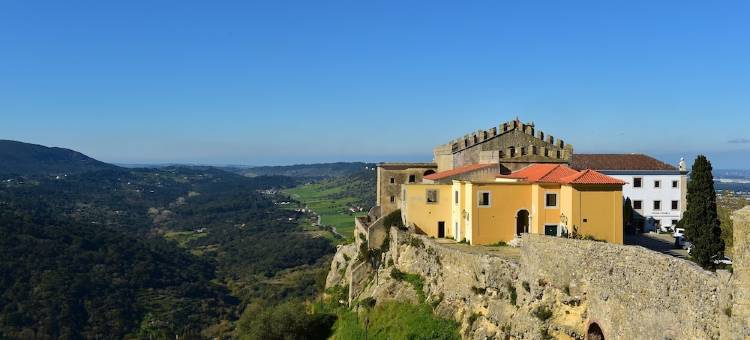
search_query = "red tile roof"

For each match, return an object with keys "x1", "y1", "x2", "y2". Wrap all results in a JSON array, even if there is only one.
[
  {"x1": 570, "y1": 154, "x2": 676, "y2": 171},
  {"x1": 423, "y1": 163, "x2": 497, "y2": 181},
  {"x1": 560, "y1": 169, "x2": 627, "y2": 185},
  {"x1": 499, "y1": 164, "x2": 625, "y2": 185}
]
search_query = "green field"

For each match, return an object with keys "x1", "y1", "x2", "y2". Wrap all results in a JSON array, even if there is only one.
[{"x1": 285, "y1": 182, "x2": 367, "y2": 239}]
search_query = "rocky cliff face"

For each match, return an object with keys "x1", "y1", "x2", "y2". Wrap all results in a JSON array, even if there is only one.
[{"x1": 327, "y1": 226, "x2": 743, "y2": 339}]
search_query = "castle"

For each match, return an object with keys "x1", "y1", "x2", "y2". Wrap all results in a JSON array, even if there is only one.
[{"x1": 376, "y1": 118, "x2": 625, "y2": 244}]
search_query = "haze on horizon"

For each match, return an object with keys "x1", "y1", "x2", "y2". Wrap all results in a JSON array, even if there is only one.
[{"x1": 1, "y1": 1, "x2": 749, "y2": 168}]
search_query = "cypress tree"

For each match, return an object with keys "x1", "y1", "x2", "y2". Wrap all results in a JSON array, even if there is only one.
[{"x1": 682, "y1": 155, "x2": 724, "y2": 267}]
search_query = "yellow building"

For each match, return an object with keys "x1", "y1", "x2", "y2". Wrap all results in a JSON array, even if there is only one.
[{"x1": 401, "y1": 163, "x2": 625, "y2": 244}]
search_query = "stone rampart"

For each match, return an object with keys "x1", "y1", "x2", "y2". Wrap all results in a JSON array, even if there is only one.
[{"x1": 522, "y1": 234, "x2": 730, "y2": 339}]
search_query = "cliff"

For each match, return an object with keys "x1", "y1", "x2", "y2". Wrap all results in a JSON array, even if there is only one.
[{"x1": 326, "y1": 212, "x2": 750, "y2": 339}]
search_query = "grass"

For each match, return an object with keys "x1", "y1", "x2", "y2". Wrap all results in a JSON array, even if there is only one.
[
  {"x1": 391, "y1": 268, "x2": 426, "y2": 302},
  {"x1": 163, "y1": 230, "x2": 208, "y2": 248},
  {"x1": 285, "y1": 183, "x2": 367, "y2": 239},
  {"x1": 330, "y1": 302, "x2": 460, "y2": 340}
]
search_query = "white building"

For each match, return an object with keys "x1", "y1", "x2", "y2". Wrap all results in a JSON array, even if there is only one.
[{"x1": 571, "y1": 154, "x2": 688, "y2": 232}]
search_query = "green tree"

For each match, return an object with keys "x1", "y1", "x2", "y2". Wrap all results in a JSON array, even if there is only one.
[
  {"x1": 236, "y1": 300, "x2": 335, "y2": 340},
  {"x1": 623, "y1": 197, "x2": 634, "y2": 234},
  {"x1": 682, "y1": 155, "x2": 724, "y2": 267}
]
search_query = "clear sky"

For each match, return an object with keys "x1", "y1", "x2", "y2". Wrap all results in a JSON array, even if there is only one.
[{"x1": 1, "y1": 1, "x2": 748, "y2": 168}]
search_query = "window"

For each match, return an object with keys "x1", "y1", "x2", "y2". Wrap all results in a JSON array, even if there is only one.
[
  {"x1": 426, "y1": 190, "x2": 439, "y2": 204},
  {"x1": 390, "y1": 177, "x2": 395, "y2": 184},
  {"x1": 389, "y1": 196, "x2": 395, "y2": 203},
  {"x1": 454, "y1": 191, "x2": 459, "y2": 205},
  {"x1": 633, "y1": 200, "x2": 642, "y2": 210},
  {"x1": 532, "y1": 146, "x2": 538, "y2": 155},
  {"x1": 478, "y1": 191, "x2": 491, "y2": 207},
  {"x1": 521, "y1": 147, "x2": 527, "y2": 156},
  {"x1": 671, "y1": 219, "x2": 679, "y2": 226},
  {"x1": 672, "y1": 200, "x2": 679, "y2": 210},
  {"x1": 556, "y1": 150, "x2": 561, "y2": 159},
  {"x1": 633, "y1": 177, "x2": 642, "y2": 188},
  {"x1": 545, "y1": 192, "x2": 558, "y2": 208},
  {"x1": 654, "y1": 180, "x2": 661, "y2": 188},
  {"x1": 544, "y1": 224, "x2": 557, "y2": 236},
  {"x1": 653, "y1": 200, "x2": 661, "y2": 210},
  {"x1": 408, "y1": 175, "x2": 416, "y2": 183},
  {"x1": 509, "y1": 147, "x2": 516, "y2": 157},
  {"x1": 672, "y1": 180, "x2": 678, "y2": 188}
]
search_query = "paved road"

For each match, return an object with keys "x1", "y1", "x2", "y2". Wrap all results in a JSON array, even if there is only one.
[{"x1": 625, "y1": 232, "x2": 689, "y2": 259}]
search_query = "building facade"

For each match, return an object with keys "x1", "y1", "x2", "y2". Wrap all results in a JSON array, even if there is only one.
[
  {"x1": 571, "y1": 154, "x2": 688, "y2": 232},
  {"x1": 400, "y1": 164, "x2": 625, "y2": 244},
  {"x1": 376, "y1": 163, "x2": 437, "y2": 216}
]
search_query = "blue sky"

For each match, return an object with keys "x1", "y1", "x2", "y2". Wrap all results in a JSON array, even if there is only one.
[{"x1": 1, "y1": 1, "x2": 748, "y2": 168}]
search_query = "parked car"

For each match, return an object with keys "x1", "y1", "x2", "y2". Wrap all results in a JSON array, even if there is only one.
[
  {"x1": 659, "y1": 225, "x2": 674, "y2": 233},
  {"x1": 672, "y1": 228, "x2": 685, "y2": 238},
  {"x1": 712, "y1": 255, "x2": 732, "y2": 265},
  {"x1": 675, "y1": 235, "x2": 692, "y2": 249}
]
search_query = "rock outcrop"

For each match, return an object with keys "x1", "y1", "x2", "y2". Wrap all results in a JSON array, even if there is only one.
[{"x1": 327, "y1": 221, "x2": 748, "y2": 339}]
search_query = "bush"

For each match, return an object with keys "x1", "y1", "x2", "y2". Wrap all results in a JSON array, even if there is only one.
[
  {"x1": 237, "y1": 300, "x2": 336, "y2": 340},
  {"x1": 391, "y1": 268, "x2": 426, "y2": 302},
  {"x1": 522, "y1": 281, "x2": 530, "y2": 292},
  {"x1": 382, "y1": 209, "x2": 404, "y2": 228},
  {"x1": 506, "y1": 282, "x2": 517, "y2": 305},
  {"x1": 533, "y1": 306, "x2": 553, "y2": 321}
]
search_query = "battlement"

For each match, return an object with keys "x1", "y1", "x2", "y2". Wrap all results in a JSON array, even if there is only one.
[{"x1": 447, "y1": 117, "x2": 572, "y2": 155}]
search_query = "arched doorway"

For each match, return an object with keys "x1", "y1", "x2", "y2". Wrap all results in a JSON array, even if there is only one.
[
  {"x1": 586, "y1": 322, "x2": 605, "y2": 340},
  {"x1": 516, "y1": 209, "x2": 529, "y2": 235}
]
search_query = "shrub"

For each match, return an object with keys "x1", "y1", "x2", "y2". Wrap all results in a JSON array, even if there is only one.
[
  {"x1": 471, "y1": 286, "x2": 486, "y2": 295},
  {"x1": 382, "y1": 209, "x2": 404, "y2": 228},
  {"x1": 390, "y1": 268, "x2": 425, "y2": 302},
  {"x1": 563, "y1": 285, "x2": 570, "y2": 296},
  {"x1": 408, "y1": 236, "x2": 425, "y2": 248},
  {"x1": 533, "y1": 305, "x2": 553, "y2": 321},
  {"x1": 506, "y1": 281, "x2": 517, "y2": 305},
  {"x1": 522, "y1": 281, "x2": 530, "y2": 292},
  {"x1": 724, "y1": 306, "x2": 732, "y2": 317},
  {"x1": 467, "y1": 312, "x2": 481, "y2": 325}
]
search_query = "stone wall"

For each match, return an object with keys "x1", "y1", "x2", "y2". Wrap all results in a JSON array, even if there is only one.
[
  {"x1": 731, "y1": 207, "x2": 750, "y2": 338},
  {"x1": 329, "y1": 207, "x2": 750, "y2": 339},
  {"x1": 522, "y1": 234, "x2": 729, "y2": 339}
]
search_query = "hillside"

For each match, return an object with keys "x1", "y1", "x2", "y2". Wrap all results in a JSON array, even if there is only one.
[
  {"x1": 235, "y1": 162, "x2": 375, "y2": 179},
  {"x1": 0, "y1": 161, "x2": 336, "y2": 338},
  {"x1": 285, "y1": 168, "x2": 376, "y2": 239},
  {"x1": 0, "y1": 140, "x2": 117, "y2": 176}
]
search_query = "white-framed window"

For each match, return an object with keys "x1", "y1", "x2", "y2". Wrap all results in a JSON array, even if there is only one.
[
  {"x1": 672, "y1": 180, "x2": 678, "y2": 188},
  {"x1": 545, "y1": 192, "x2": 558, "y2": 208},
  {"x1": 426, "y1": 189, "x2": 439, "y2": 204},
  {"x1": 653, "y1": 200, "x2": 661, "y2": 210},
  {"x1": 654, "y1": 180, "x2": 661, "y2": 188},
  {"x1": 454, "y1": 190, "x2": 459, "y2": 205},
  {"x1": 477, "y1": 191, "x2": 491, "y2": 207},
  {"x1": 633, "y1": 177, "x2": 642, "y2": 188},
  {"x1": 671, "y1": 200, "x2": 679, "y2": 210},
  {"x1": 633, "y1": 200, "x2": 642, "y2": 210}
]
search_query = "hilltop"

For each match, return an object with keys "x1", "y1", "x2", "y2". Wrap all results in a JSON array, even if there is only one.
[{"x1": 0, "y1": 140, "x2": 117, "y2": 176}]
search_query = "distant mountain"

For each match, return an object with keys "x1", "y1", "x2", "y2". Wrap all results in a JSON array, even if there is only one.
[
  {"x1": 230, "y1": 162, "x2": 376, "y2": 179},
  {"x1": 0, "y1": 140, "x2": 117, "y2": 176}
]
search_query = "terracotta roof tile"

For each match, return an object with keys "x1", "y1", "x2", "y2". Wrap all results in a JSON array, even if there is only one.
[
  {"x1": 560, "y1": 169, "x2": 626, "y2": 185},
  {"x1": 500, "y1": 164, "x2": 625, "y2": 185},
  {"x1": 424, "y1": 163, "x2": 496, "y2": 181},
  {"x1": 570, "y1": 154, "x2": 676, "y2": 171}
]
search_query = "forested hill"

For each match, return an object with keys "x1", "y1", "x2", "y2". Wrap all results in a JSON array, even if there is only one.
[
  {"x1": 233, "y1": 162, "x2": 375, "y2": 179},
  {"x1": 0, "y1": 162, "x2": 334, "y2": 338},
  {"x1": 0, "y1": 140, "x2": 117, "y2": 176}
]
